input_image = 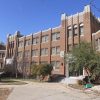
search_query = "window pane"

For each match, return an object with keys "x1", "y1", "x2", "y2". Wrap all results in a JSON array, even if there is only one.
[
  {"x1": 31, "y1": 61, "x2": 37, "y2": 65},
  {"x1": 68, "y1": 29, "x2": 72, "y2": 37},
  {"x1": 56, "y1": 61, "x2": 60, "y2": 69},
  {"x1": 45, "y1": 48, "x2": 48, "y2": 55},
  {"x1": 42, "y1": 36, "x2": 45, "y2": 43},
  {"x1": 56, "y1": 33, "x2": 60, "y2": 40},
  {"x1": 56, "y1": 46, "x2": 60, "y2": 54},
  {"x1": 18, "y1": 51, "x2": 22, "y2": 57},
  {"x1": 25, "y1": 50, "x2": 30, "y2": 57},
  {"x1": 52, "y1": 33, "x2": 56, "y2": 41},
  {"x1": 33, "y1": 37, "x2": 39, "y2": 45},
  {"x1": 51, "y1": 61, "x2": 60, "y2": 70},
  {"x1": 80, "y1": 26, "x2": 84, "y2": 35},
  {"x1": 41, "y1": 61, "x2": 47, "y2": 64},
  {"x1": 52, "y1": 32, "x2": 60, "y2": 41},
  {"x1": 74, "y1": 28, "x2": 78, "y2": 36},
  {"x1": 33, "y1": 38, "x2": 36, "y2": 44},
  {"x1": 68, "y1": 45, "x2": 72, "y2": 52},
  {"x1": 45, "y1": 35, "x2": 48, "y2": 42},
  {"x1": 41, "y1": 48, "x2": 48, "y2": 56},
  {"x1": 41, "y1": 48, "x2": 44, "y2": 55},
  {"x1": 51, "y1": 47, "x2": 55, "y2": 55},
  {"x1": 19, "y1": 41, "x2": 23, "y2": 47},
  {"x1": 25, "y1": 40, "x2": 31, "y2": 46},
  {"x1": 32, "y1": 49, "x2": 38, "y2": 56}
]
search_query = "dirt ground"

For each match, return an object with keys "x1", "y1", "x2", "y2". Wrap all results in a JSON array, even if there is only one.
[{"x1": 0, "y1": 88, "x2": 12, "y2": 100}]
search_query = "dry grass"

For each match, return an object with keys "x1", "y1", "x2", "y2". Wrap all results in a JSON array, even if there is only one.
[
  {"x1": 0, "y1": 88, "x2": 12, "y2": 100},
  {"x1": 68, "y1": 84, "x2": 85, "y2": 90}
]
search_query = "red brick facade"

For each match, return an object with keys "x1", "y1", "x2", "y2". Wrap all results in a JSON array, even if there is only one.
[{"x1": 5, "y1": 5, "x2": 100, "y2": 76}]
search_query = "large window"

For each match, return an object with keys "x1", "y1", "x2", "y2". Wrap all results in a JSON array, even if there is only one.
[
  {"x1": 52, "y1": 32, "x2": 60, "y2": 41},
  {"x1": 25, "y1": 40, "x2": 31, "y2": 46},
  {"x1": 32, "y1": 49, "x2": 38, "y2": 57},
  {"x1": 41, "y1": 48, "x2": 48, "y2": 56},
  {"x1": 18, "y1": 41, "x2": 24, "y2": 47},
  {"x1": 51, "y1": 46, "x2": 60, "y2": 55},
  {"x1": 51, "y1": 61, "x2": 60, "y2": 70},
  {"x1": 24, "y1": 50, "x2": 30, "y2": 57},
  {"x1": 41, "y1": 35, "x2": 48, "y2": 43},
  {"x1": 33, "y1": 37, "x2": 39, "y2": 45}
]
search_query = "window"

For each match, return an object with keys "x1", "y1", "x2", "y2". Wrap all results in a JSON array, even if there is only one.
[
  {"x1": 24, "y1": 50, "x2": 30, "y2": 57},
  {"x1": 0, "y1": 53, "x2": 5, "y2": 58},
  {"x1": 51, "y1": 61, "x2": 60, "y2": 70},
  {"x1": 51, "y1": 46, "x2": 60, "y2": 55},
  {"x1": 41, "y1": 48, "x2": 48, "y2": 56},
  {"x1": 24, "y1": 62, "x2": 30, "y2": 67},
  {"x1": 18, "y1": 41, "x2": 24, "y2": 47},
  {"x1": 74, "y1": 25, "x2": 78, "y2": 36},
  {"x1": 0, "y1": 63, "x2": 3, "y2": 69},
  {"x1": 18, "y1": 51, "x2": 22, "y2": 58},
  {"x1": 33, "y1": 37, "x2": 39, "y2": 45},
  {"x1": 0, "y1": 53, "x2": 2, "y2": 58},
  {"x1": 68, "y1": 44, "x2": 72, "y2": 52},
  {"x1": 40, "y1": 61, "x2": 48, "y2": 64},
  {"x1": 25, "y1": 40, "x2": 31, "y2": 46},
  {"x1": 31, "y1": 61, "x2": 37, "y2": 65},
  {"x1": 68, "y1": 29, "x2": 72, "y2": 37},
  {"x1": 41, "y1": 35, "x2": 48, "y2": 43},
  {"x1": 74, "y1": 44, "x2": 78, "y2": 48},
  {"x1": 52, "y1": 32, "x2": 60, "y2": 41},
  {"x1": 32, "y1": 49, "x2": 38, "y2": 57},
  {"x1": 80, "y1": 23, "x2": 84, "y2": 35}
]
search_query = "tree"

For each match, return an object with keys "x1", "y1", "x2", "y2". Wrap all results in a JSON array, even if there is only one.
[
  {"x1": 67, "y1": 42, "x2": 100, "y2": 82},
  {"x1": 31, "y1": 64, "x2": 53, "y2": 81}
]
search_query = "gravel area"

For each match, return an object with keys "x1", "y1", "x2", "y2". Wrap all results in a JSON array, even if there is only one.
[{"x1": 0, "y1": 88, "x2": 12, "y2": 100}]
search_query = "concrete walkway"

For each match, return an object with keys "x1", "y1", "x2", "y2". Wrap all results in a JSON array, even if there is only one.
[{"x1": 1, "y1": 82, "x2": 100, "y2": 100}]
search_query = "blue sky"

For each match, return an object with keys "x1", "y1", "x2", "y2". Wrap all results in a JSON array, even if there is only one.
[{"x1": 0, "y1": 0, "x2": 100, "y2": 43}]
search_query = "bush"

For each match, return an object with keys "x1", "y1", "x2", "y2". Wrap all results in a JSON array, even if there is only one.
[
  {"x1": 77, "y1": 80, "x2": 83, "y2": 85},
  {"x1": 31, "y1": 64, "x2": 53, "y2": 81}
]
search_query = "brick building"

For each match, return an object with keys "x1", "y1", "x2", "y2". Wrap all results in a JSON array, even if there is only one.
[
  {"x1": 0, "y1": 43, "x2": 6, "y2": 70},
  {"x1": 5, "y1": 5, "x2": 100, "y2": 76}
]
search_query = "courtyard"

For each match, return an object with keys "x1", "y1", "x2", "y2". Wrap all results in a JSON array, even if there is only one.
[{"x1": 0, "y1": 80, "x2": 100, "y2": 100}]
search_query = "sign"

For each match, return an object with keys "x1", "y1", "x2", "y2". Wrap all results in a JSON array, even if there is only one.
[{"x1": 60, "y1": 51, "x2": 64, "y2": 58}]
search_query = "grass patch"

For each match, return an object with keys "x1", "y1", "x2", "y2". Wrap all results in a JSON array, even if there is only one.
[{"x1": 0, "y1": 79, "x2": 27, "y2": 85}]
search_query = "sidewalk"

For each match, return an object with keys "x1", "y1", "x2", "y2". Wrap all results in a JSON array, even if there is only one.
[{"x1": 91, "y1": 85, "x2": 100, "y2": 92}]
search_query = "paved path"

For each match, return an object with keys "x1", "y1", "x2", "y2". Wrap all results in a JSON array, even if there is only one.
[{"x1": 1, "y1": 82, "x2": 100, "y2": 100}]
